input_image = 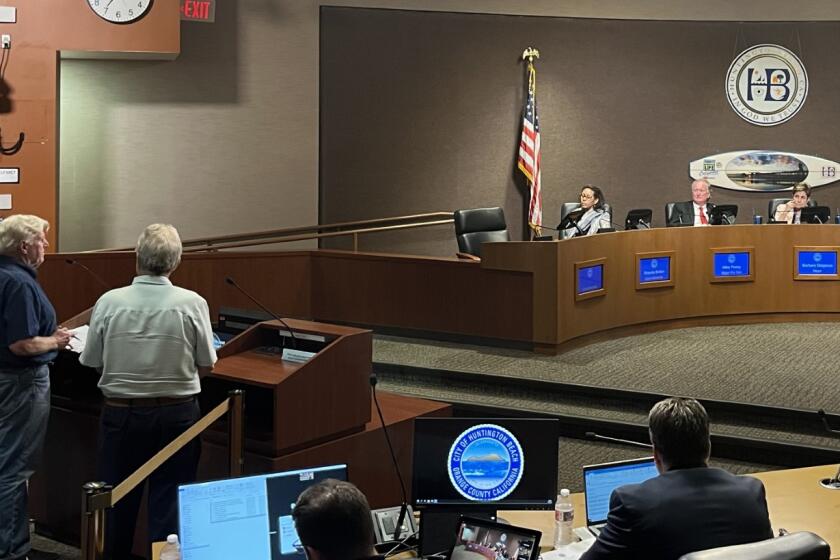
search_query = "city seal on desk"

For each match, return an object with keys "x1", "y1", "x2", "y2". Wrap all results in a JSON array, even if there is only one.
[{"x1": 448, "y1": 423, "x2": 524, "y2": 501}]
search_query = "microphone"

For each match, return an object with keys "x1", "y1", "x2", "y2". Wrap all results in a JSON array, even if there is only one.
[
  {"x1": 224, "y1": 276, "x2": 297, "y2": 349},
  {"x1": 585, "y1": 431, "x2": 653, "y2": 449},
  {"x1": 65, "y1": 258, "x2": 111, "y2": 291},
  {"x1": 817, "y1": 410, "x2": 840, "y2": 489},
  {"x1": 369, "y1": 374, "x2": 411, "y2": 542}
]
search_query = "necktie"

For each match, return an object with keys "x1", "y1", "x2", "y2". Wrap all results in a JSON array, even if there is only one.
[{"x1": 699, "y1": 207, "x2": 708, "y2": 225}]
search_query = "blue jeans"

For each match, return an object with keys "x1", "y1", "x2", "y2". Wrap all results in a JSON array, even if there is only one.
[
  {"x1": 0, "y1": 365, "x2": 50, "y2": 560},
  {"x1": 98, "y1": 399, "x2": 200, "y2": 557}
]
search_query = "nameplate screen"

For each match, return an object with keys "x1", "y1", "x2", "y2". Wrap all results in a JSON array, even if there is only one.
[
  {"x1": 638, "y1": 256, "x2": 670, "y2": 284},
  {"x1": 577, "y1": 264, "x2": 603, "y2": 295},
  {"x1": 797, "y1": 250, "x2": 838, "y2": 277},
  {"x1": 713, "y1": 252, "x2": 750, "y2": 278}
]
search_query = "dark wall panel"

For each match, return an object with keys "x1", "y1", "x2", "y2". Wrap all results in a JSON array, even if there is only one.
[{"x1": 320, "y1": 8, "x2": 840, "y2": 255}]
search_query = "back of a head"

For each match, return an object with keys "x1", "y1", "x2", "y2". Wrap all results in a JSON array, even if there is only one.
[
  {"x1": 293, "y1": 479, "x2": 375, "y2": 560},
  {"x1": 135, "y1": 223, "x2": 182, "y2": 276},
  {"x1": 648, "y1": 397, "x2": 711, "y2": 469}
]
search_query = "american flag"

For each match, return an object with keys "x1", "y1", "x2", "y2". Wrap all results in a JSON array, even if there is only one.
[{"x1": 518, "y1": 76, "x2": 542, "y2": 230}]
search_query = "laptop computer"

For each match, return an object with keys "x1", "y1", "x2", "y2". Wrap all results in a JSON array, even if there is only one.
[
  {"x1": 574, "y1": 457, "x2": 658, "y2": 541},
  {"x1": 448, "y1": 516, "x2": 541, "y2": 560},
  {"x1": 177, "y1": 464, "x2": 347, "y2": 560}
]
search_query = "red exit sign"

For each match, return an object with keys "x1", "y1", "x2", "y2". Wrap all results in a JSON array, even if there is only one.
[{"x1": 180, "y1": 0, "x2": 215, "y2": 22}]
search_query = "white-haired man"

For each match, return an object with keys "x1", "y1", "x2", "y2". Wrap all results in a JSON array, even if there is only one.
[
  {"x1": 80, "y1": 223, "x2": 216, "y2": 555},
  {"x1": 0, "y1": 215, "x2": 71, "y2": 560}
]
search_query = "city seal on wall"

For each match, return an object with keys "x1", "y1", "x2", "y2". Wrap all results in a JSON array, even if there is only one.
[
  {"x1": 725, "y1": 44, "x2": 807, "y2": 126},
  {"x1": 448, "y1": 423, "x2": 524, "y2": 501}
]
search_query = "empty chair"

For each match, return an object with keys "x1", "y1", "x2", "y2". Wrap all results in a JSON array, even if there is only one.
[
  {"x1": 453, "y1": 207, "x2": 510, "y2": 258},
  {"x1": 678, "y1": 532, "x2": 830, "y2": 560}
]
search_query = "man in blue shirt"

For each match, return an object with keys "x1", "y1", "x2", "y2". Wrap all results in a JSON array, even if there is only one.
[{"x1": 0, "y1": 214, "x2": 71, "y2": 560}]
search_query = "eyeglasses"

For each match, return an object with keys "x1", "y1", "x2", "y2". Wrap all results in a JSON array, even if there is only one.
[{"x1": 580, "y1": 193, "x2": 595, "y2": 200}]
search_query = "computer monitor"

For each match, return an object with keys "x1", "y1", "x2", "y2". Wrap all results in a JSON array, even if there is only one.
[
  {"x1": 801, "y1": 206, "x2": 831, "y2": 224},
  {"x1": 709, "y1": 204, "x2": 738, "y2": 225},
  {"x1": 178, "y1": 464, "x2": 347, "y2": 560},
  {"x1": 412, "y1": 418, "x2": 559, "y2": 511},
  {"x1": 625, "y1": 209, "x2": 652, "y2": 230}
]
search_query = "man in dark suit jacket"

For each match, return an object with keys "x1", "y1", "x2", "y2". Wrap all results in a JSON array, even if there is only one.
[
  {"x1": 668, "y1": 179, "x2": 715, "y2": 226},
  {"x1": 580, "y1": 397, "x2": 772, "y2": 560}
]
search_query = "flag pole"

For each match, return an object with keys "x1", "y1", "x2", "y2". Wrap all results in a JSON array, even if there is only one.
[{"x1": 520, "y1": 47, "x2": 542, "y2": 238}]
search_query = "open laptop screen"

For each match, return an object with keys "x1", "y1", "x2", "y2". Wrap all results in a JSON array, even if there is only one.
[
  {"x1": 449, "y1": 516, "x2": 541, "y2": 560},
  {"x1": 178, "y1": 464, "x2": 347, "y2": 560},
  {"x1": 583, "y1": 458, "x2": 657, "y2": 525}
]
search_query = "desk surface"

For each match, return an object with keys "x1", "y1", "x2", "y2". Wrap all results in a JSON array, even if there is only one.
[
  {"x1": 503, "y1": 464, "x2": 840, "y2": 558},
  {"x1": 154, "y1": 465, "x2": 839, "y2": 560}
]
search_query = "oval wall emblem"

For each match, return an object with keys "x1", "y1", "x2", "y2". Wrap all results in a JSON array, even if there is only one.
[
  {"x1": 725, "y1": 44, "x2": 807, "y2": 126},
  {"x1": 689, "y1": 151, "x2": 840, "y2": 192},
  {"x1": 447, "y1": 423, "x2": 524, "y2": 501}
]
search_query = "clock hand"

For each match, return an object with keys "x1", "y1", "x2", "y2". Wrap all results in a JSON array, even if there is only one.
[{"x1": 104, "y1": 0, "x2": 115, "y2": 13}]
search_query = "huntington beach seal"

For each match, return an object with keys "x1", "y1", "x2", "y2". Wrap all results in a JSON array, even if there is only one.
[{"x1": 447, "y1": 423, "x2": 524, "y2": 501}]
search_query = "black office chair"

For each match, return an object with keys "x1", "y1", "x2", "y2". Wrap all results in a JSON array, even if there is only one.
[
  {"x1": 768, "y1": 197, "x2": 818, "y2": 221},
  {"x1": 453, "y1": 207, "x2": 510, "y2": 258},
  {"x1": 678, "y1": 532, "x2": 830, "y2": 560}
]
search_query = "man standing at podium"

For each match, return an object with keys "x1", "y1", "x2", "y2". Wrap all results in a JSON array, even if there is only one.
[
  {"x1": 668, "y1": 179, "x2": 715, "y2": 226},
  {"x1": 0, "y1": 215, "x2": 71, "y2": 560},
  {"x1": 80, "y1": 223, "x2": 217, "y2": 555}
]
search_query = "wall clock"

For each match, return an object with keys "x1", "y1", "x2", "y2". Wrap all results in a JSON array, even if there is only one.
[{"x1": 87, "y1": 0, "x2": 153, "y2": 24}]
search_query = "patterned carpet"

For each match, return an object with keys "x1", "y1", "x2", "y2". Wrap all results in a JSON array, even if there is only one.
[{"x1": 373, "y1": 322, "x2": 840, "y2": 413}]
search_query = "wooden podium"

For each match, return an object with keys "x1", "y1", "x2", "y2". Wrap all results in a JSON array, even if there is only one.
[{"x1": 205, "y1": 319, "x2": 373, "y2": 455}]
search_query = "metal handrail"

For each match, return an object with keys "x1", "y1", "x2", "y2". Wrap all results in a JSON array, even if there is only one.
[
  {"x1": 90, "y1": 211, "x2": 455, "y2": 253},
  {"x1": 80, "y1": 390, "x2": 245, "y2": 560}
]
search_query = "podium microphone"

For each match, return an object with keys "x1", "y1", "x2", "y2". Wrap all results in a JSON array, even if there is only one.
[
  {"x1": 370, "y1": 373, "x2": 410, "y2": 542},
  {"x1": 817, "y1": 410, "x2": 840, "y2": 489},
  {"x1": 224, "y1": 276, "x2": 297, "y2": 349},
  {"x1": 65, "y1": 258, "x2": 111, "y2": 291},
  {"x1": 585, "y1": 431, "x2": 653, "y2": 449}
]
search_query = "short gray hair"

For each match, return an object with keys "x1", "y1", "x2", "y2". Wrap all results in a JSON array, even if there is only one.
[
  {"x1": 136, "y1": 224, "x2": 182, "y2": 275},
  {"x1": 0, "y1": 214, "x2": 49, "y2": 256}
]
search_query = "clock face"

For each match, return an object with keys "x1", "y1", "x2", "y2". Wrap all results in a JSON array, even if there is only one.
[{"x1": 87, "y1": 0, "x2": 153, "y2": 24}]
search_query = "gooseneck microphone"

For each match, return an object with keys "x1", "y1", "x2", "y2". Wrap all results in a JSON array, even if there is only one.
[
  {"x1": 585, "y1": 431, "x2": 653, "y2": 450},
  {"x1": 65, "y1": 258, "x2": 112, "y2": 291},
  {"x1": 817, "y1": 410, "x2": 840, "y2": 489},
  {"x1": 224, "y1": 276, "x2": 297, "y2": 349},
  {"x1": 370, "y1": 373, "x2": 410, "y2": 542}
]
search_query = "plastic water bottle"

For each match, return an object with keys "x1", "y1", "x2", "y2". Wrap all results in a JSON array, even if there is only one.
[
  {"x1": 160, "y1": 534, "x2": 181, "y2": 560},
  {"x1": 835, "y1": 208, "x2": 840, "y2": 225},
  {"x1": 554, "y1": 488, "x2": 574, "y2": 548}
]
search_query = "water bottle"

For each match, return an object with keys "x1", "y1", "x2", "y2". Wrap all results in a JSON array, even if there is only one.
[
  {"x1": 752, "y1": 209, "x2": 762, "y2": 225},
  {"x1": 160, "y1": 534, "x2": 181, "y2": 560},
  {"x1": 554, "y1": 488, "x2": 574, "y2": 548},
  {"x1": 835, "y1": 208, "x2": 840, "y2": 225}
]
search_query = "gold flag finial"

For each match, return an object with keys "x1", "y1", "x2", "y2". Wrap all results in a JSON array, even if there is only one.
[{"x1": 521, "y1": 47, "x2": 540, "y2": 62}]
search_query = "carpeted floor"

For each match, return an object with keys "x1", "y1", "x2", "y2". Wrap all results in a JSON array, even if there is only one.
[{"x1": 373, "y1": 322, "x2": 840, "y2": 413}]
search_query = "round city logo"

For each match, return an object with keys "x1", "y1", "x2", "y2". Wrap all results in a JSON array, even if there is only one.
[
  {"x1": 725, "y1": 44, "x2": 807, "y2": 127},
  {"x1": 448, "y1": 424, "x2": 524, "y2": 501},
  {"x1": 814, "y1": 253, "x2": 822, "y2": 262},
  {"x1": 650, "y1": 259, "x2": 658, "y2": 269},
  {"x1": 728, "y1": 254, "x2": 737, "y2": 264}
]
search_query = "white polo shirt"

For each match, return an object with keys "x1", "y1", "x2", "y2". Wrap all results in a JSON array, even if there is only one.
[{"x1": 80, "y1": 276, "x2": 217, "y2": 398}]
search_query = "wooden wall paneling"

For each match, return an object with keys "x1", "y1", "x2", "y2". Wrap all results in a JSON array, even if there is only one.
[{"x1": 310, "y1": 251, "x2": 533, "y2": 341}]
